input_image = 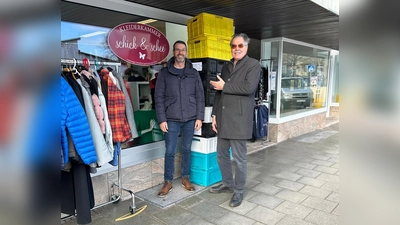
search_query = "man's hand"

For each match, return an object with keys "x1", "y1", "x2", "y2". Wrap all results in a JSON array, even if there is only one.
[
  {"x1": 210, "y1": 75, "x2": 225, "y2": 91},
  {"x1": 211, "y1": 116, "x2": 218, "y2": 134},
  {"x1": 194, "y1": 119, "x2": 202, "y2": 131},
  {"x1": 159, "y1": 121, "x2": 168, "y2": 133}
]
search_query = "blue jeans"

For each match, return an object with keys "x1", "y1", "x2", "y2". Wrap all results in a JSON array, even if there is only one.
[{"x1": 163, "y1": 120, "x2": 195, "y2": 181}]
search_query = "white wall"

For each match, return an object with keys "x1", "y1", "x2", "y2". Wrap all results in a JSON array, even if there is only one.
[
  {"x1": 311, "y1": 0, "x2": 339, "y2": 14},
  {"x1": 165, "y1": 22, "x2": 188, "y2": 60}
]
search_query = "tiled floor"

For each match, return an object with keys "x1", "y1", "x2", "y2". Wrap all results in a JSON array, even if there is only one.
[{"x1": 62, "y1": 122, "x2": 339, "y2": 225}]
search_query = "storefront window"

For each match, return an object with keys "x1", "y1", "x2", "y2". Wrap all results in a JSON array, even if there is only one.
[
  {"x1": 260, "y1": 41, "x2": 280, "y2": 118},
  {"x1": 61, "y1": 21, "x2": 165, "y2": 148},
  {"x1": 262, "y1": 38, "x2": 330, "y2": 120},
  {"x1": 331, "y1": 54, "x2": 339, "y2": 103},
  {"x1": 280, "y1": 41, "x2": 330, "y2": 116}
]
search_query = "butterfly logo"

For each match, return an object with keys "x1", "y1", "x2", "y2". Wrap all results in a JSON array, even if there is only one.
[{"x1": 139, "y1": 52, "x2": 146, "y2": 60}]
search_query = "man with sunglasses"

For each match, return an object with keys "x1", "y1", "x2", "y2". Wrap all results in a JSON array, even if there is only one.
[
  {"x1": 209, "y1": 33, "x2": 261, "y2": 207},
  {"x1": 155, "y1": 40, "x2": 205, "y2": 198}
]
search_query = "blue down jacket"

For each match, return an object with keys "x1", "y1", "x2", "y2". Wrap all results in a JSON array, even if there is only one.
[
  {"x1": 61, "y1": 76, "x2": 97, "y2": 166},
  {"x1": 154, "y1": 57, "x2": 205, "y2": 123}
]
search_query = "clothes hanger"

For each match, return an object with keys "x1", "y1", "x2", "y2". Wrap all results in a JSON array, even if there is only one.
[{"x1": 70, "y1": 58, "x2": 80, "y2": 79}]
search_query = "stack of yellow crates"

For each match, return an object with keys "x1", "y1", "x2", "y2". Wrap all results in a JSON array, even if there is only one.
[{"x1": 186, "y1": 12, "x2": 234, "y2": 61}]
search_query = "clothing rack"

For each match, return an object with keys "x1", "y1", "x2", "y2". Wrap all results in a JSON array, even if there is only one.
[
  {"x1": 61, "y1": 58, "x2": 143, "y2": 223},
  {"x1": 61, "y1": 58, "x2": 121, "y2": 66},
  {"x1": 259, "y1": 58, "x2": 275, "y2": 144}
]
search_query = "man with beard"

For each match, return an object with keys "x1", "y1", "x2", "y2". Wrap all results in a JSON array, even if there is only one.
[
  {"x1": 154, "y1": 40, "x2": 205, "y2": 197},
  {"x1": 208, "y1": 33, "x2": 261, "y2": 207}
]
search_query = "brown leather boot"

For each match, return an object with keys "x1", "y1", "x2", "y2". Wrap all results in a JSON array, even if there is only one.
[
  {"x1": 158, "y1": 181, "x2": 172, "y2": 198},
  {"x1": 181, "y1": 177, "x2": 195, "y2": 192}
]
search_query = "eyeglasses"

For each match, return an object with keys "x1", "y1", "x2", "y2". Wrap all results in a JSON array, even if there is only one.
[
  {"x1": 231, "y1": 43, "x2": 246, "y2": 49},
  {"x1": 174, "y1": 48, "x2": 186, "y2": 52}
]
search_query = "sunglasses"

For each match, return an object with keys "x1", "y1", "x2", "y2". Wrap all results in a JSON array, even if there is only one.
[{"x1": 231, "y1": 43, "x2": 246, "y2": 49}]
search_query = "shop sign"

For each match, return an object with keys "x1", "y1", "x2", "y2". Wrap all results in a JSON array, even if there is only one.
[{"x1": 108, "y1": 22, "x2": 169, "y2": 66}]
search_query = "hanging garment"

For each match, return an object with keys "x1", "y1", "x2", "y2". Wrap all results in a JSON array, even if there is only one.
[
  {"x1": 61, "y1": 162, "x2": 95, "y2": 224},
  {"x1": 252, "y1": 105, "x2": 269, "y2": 141},
  {"x1": 105, "y1": 75, "x2": 132, "y2": 142},
  {"x1": 98, "y1": 87, "x2": 113, "y2": 155},
  {"x1": 76, "y1": 79, "x2": 113, "y2": 166},
  {"x1": 115, "y1": 73, "x2": 138, "y2": 139},
  {"x1": 61, "y1": 77, "x2": 97, "y2": 166},
  {"x1": 257, "y1": 105, "x2": 269, "y2": 139},
  {"x1": 108, "y1": 142, "x2": 121, "y2": 166}
]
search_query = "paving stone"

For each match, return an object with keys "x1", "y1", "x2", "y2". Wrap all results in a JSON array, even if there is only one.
[
  {"x1": 198, "y1": 189, "x2": 233, "y2": 205},
  {"x1": 177, "y1": 195, "x2": 203, "y2": 209},
  {"x1": 299, "y1": 185, "x2": 332, "y2": 199},
  {"x1": 252, "y1": 182, "x2": 283, "y2": 195},
  {"x1": 301, "y1": 196, "x2": 338, "y2": 213},
  {"x1": 310, "y1": 154, "x2": 330, "y2": 161},
  {"x1": 186, "y1": 216, "x2": 215, "y2": 225},
  {"x1": 277, "y1": 215, "x2": 316, "y2": 225},
  {"x1": 314, "y1": 165, "x2": 338, "y2": 174},
  {"x1": 320, "y1": 182, "x2": 339, "y2": 193},
  {"x1": 247, "y1": 169, "x2": 262, "y2": 180},
  {"x1": 254, "y1": 174, "x2": 282, "y2": 184},
  {"x1": 326, "y1": 192, "x2": 339, "y2": 203},
  {"x1": 305, "y1": 209, "x2": 339, "y2": 225},
  {"x1": 316, "y1": 173, "x2": 339, "y2": 183},
  {"x1": 294, "y1": 162, "x2": 317, "y2": 170},
  {"x1": 324, "y1": 150, "x2": 339, "y2": 155},
  {"x1": 188, "y1": 201, "x2": 229, "y2": 222},
  {"x1": 295, "y1": 168, "x2": 321, "y2": 178},
  {"x1": 293, "y1": 156, "x2": 315, "y2": 163},
  {"x1": 220, "y1": 199, "x2": 257, "y2": 215},
  {"x1": 328, "y1": 157, "x2": 339, "y2": 163},
  {"x1": 332, "y1": 205, "x2": 339, "y2": 215},
  {"x1": 248, "y1": 192, "x2": 285, "y2": 209},
  {"x1": 274, "y1": 201, "x2": 313, "y2": 219},
  {"x1": 267, "y1": 156, "x2": 297, "y2": 165},
  {"x1": 247, "y1": 155, "x2": 265, "y2": 164},
  {"x1": 297, "y1": 177, "x2": 326, "y2": 188},
  {"x1": 254, "y1": 222, "x2": 267, "y2": 225},
  {"x1": 275, "y1": 189, "x2": 308, "y2": 204},
  {"x1": 243, "y1": 189, "x2": 258, "y2": 200},
  {"x1": 322, "y1": 153, "x2": 339, "y2": 158},
  {"x1": 275, "y1": 180, "x2": 305, "y2": 192},
  {"x1": 153, "y1": 205, "x2": 196, "y2": 225},
  {"x1": 245, "y1": 178, "x2": 261, "y2": 189},
  {"x1": 272, "y1": 171, "x2": 302, "y2": 181},
  {"x1": 331, "y1": 163, "x2": 339, "y2": 169},
  {"x1": 311, "y1": 160, "x2": 334, "y2": 167},
  {"x1": 245, "y1": 205, "x2": 286, "y2": 225},
  {"x1": 213, "y1": 212, "x2": 255, "y2": 225}
]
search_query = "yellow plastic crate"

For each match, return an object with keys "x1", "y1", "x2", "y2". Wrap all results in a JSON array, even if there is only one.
[
  {"x1": 187, "y1": 12, "x2": 234, "y2": 39},
  {"x1": 188, "y1": 35, "x2": 232, "y2": 61}
]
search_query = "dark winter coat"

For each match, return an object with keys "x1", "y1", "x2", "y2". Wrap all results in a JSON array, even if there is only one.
[
  {"x1": 212, "y1": 55, "x2": 261, "y2": 139},
  {"x1": 155, "y1": 57, "x2": 205, "y2": 123}
]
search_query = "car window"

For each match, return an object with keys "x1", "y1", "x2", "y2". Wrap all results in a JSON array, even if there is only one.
[{"x1": 282, "y1": 78, "x2": 307, "y2": 88}]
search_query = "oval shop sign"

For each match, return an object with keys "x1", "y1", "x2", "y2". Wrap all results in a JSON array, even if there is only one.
[{"x1": 108, "y1": 22, "x2": 169, "y2": 66}]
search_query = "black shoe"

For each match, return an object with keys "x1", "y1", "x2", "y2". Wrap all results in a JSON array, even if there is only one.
[
  {"x1": 209, "y1": 183, "x2": 234, "y2": 194},
  {"x1": 229, "y1": 193, "x2": 243, "y2": 207}
]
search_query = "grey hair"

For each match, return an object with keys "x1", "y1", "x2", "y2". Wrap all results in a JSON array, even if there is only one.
[{"x1": 230, "y1": 33, "x2": 250, "y2": 46}]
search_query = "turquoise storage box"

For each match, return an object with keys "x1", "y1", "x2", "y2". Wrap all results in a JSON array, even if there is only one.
[
  {"x1": 191, "y1": 151, "x2": 218, "y2": 170},
  {"x1": 190, "y1": 166, "x2": 222, "y2": 186}
]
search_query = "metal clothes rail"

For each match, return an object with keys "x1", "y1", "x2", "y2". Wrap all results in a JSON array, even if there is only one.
[{"x1": 61, "y1": 58, "x2": 143, "y2": 223}]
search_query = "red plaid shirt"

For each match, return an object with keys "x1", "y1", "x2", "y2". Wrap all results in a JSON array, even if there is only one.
[{"x1": 105, "y1": 75, "x2": 132, "y2": 142}]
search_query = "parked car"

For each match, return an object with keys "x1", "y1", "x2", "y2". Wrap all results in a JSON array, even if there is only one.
[{"x1": 271, "y1": 77, "x2": 314, "y2": 110}]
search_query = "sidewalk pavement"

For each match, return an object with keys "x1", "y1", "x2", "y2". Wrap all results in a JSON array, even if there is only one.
[{"x1": 63, "y1": 122, "x2": 339, "y2": 225}]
